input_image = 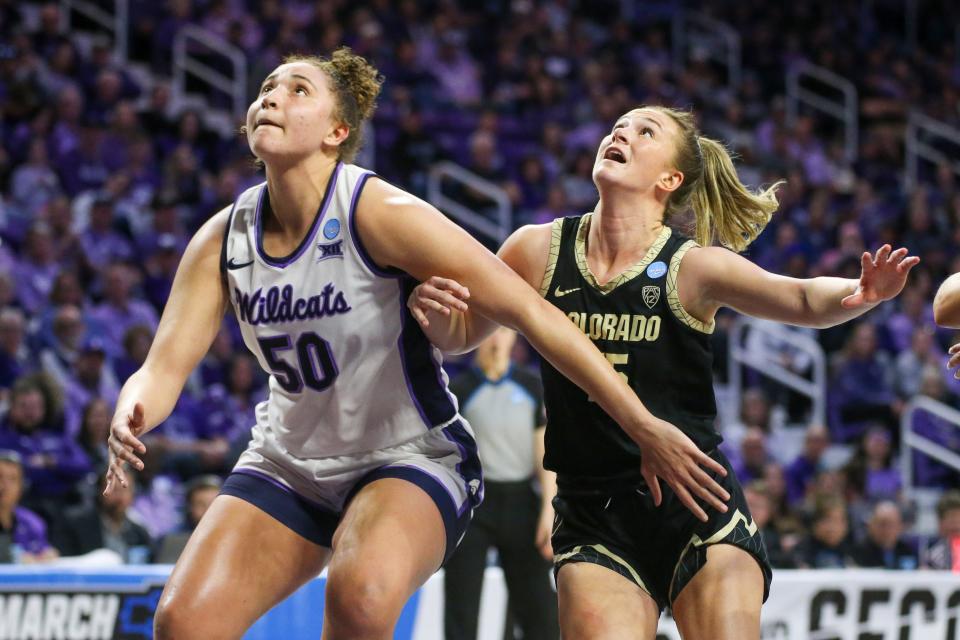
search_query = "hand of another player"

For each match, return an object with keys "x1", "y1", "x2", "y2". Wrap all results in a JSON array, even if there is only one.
[
  {"x1": 535, "y1": 502, "x2": 555, "y2": 561},
  {"x1": 104, "y1": 402, "x2": 147, "y2": 495},
  {"x1": 633, "y1": 418, "x2": 730, "y2": 522},
  {"x1": 841, "y1": 245, "x2": 920, "y2": 309},
  {"x1": 407, "y1": 276, "x2": 470, "y2": 328},
  {"x1": 947, "y1": 342, "x2": 960, "y2": 378}
]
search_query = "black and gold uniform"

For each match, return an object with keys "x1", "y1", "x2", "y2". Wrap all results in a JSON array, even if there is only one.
[{"x1": 539, "y1": 213, "x2": 771, "y2": 610}]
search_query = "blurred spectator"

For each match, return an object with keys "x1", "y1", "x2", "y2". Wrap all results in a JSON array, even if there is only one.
[
  {"x1": 13, "y1": 223, "x2": 61, "y2": 314},
  {"x1": 143, "y1": 233, "x2": 182, "y2": 312},
  {"x1": 794, "y1": 495, "x2": 855, "y2": 569},
  {"x1": 894, "y1": 325, "x2": 940, "y2": 399},
  {"x1": 852, "y1": 501, "x2": 918, "y2": 569},
  {"x1": 39, "y1": 304, "x2": 87, "y2": 393},
  {"x1": 843, "y1": 426, "x2": 901, "y2": 505},
  {"x1": 784, "y1": 424, "x2": 830, "y2": 506},
  {"x1": 79, "y1": 196, "x2": 134, "y2": 272},
  {"x1": 925, "y1": 491, "x2": 960, "y2": 571},
  {"x1": 744, "y1": 480, "x2": 796, "y2": 569},
  {"x1": 51, "y1": 471, "x2": 152, "y2": 563},
  {"x1": 732, "y1": 426, "x2": 769, "y2": 485},
  {"x1": 0, "y1": 307, "x2": 29, "y2": 391},
  {"x1": 60, "y1": 337, "x2": 120, "y2": 434},
  {"x1": 153, "y1": 474, "x2": 221, "y2": 564},
  {"x1": 389, "y1": 109, "x2": 445, "y2": 198},
  {"x1": 113, "y1": 325, "x2": 153, "y2": 384},
  {"x1": 88, "y1": 263, "x2": 158, "y2": 358},
  {"x1": 198, "y1": 353, "x2": 265, "y2": 468},
  {"x1": 10, "y1": 138, "x2": 61, "y2": 220},
  {"x1": 77, "y1": 397, "x2": 111, "y2": 473},
  {"x1": 829, "y1": 322, "x2": 899, "y2": 441},
  {"x1": 0, "y1": 450, "x2": 57, "y2": 563},
  {"x1": 0, "y1": 374, "x2": 90, "y2": 504}
]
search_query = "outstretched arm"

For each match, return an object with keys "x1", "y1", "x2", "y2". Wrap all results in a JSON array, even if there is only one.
[
  {"x1": 406, "y1": 224, "x2": 549, "y2": 353},
  {"x1": 105, "y1": 209, "x2": 230, "y2": 493},
  {"x1": 358, "y1": 180, "x2": 729, "y2": 520},
  {"x1": 684, "y1": 245, "x2": 919, "y2": 328}
]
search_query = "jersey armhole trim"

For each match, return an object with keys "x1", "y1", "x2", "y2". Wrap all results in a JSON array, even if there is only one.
[
  {"x1": 349, "y1": 173, "x2": 405, "y2": 279},
  {"x1": 219, "y1": 200, "x2": 239, "y2": 293},
  {"x1": 667, "y1": 240, "x2": 715, "y2": 334},
  {"x1": 538, "y1": 218, "x2": 564, "y2": 297}
]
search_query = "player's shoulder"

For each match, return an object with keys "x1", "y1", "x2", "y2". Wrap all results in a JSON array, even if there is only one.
[{"x1": 190, "y1": 205, "x2": 234, "y2": 253}]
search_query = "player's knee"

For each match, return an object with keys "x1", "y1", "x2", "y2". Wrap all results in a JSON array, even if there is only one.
[
  {"x1": 324, "y1": 565, "x2": 403, "y2": 635},
  {"x1": 560, "y1": 599, "x2": 619, "y2": 640},
  {"x1": 154, "y1": 591, "x2": 197, "y2": 640}
]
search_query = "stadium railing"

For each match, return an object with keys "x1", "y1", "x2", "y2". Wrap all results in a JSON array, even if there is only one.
[
  {"x1": 671, "y1": 11, "x2": 741, "y2": 89},
  {"x1": 786, "y1": 61, "x2": 859, "y2": 163},
  {"x1": 727, "y1": 316, "x2": 827, "y2": 427},
  {"x1": 427, "y1": 161, "x2": 512, "y2": 245},
  {"x1": 59, "y1": 0, "x2": 128, "y2": 61},
  {"x1": 172, "y1": 24, "x2": 248, "y2": 122},
  {"x1": 904, "y1": 111, "x2": 960, "y2": 193},
  {"x1": 900, "y1": 395, "x2": 960, "y2": 498}
]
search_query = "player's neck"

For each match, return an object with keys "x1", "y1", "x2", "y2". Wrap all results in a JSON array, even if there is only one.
[
  {"x1": 591, "y1": 196, "x2": 665, "y2": 261},
  {"x1": 263, "y1": 157, "x2": 339, "y2": 239}
]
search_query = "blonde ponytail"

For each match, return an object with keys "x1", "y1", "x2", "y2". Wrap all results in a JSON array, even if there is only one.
[
  {"x1": 690, "y1": 136, "x2": 782, "y2": 252},
  {"x1": 653, "y1": 106, "x2": 784, "y2": 252}
]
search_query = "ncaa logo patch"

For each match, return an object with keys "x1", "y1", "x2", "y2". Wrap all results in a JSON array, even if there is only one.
[
  {"x1": 642, "y1": 285, "x2": 661, "y2": 309},
  {"x1": 323, "y1": 218, "x2": 341, "y2": 240},
  {"x1": 646, "y1": 261, "x2": 667, "y2": 279}
]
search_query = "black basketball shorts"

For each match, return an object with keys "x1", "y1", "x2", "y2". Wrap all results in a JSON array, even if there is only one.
[{"x1": 551, "y1": 448, "x2": 772, "y2": 611}]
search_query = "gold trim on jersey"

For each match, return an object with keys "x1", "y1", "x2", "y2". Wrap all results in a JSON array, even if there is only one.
[
  {"x1": 666, "y1": 240, "x2": 715, "y2": 334},
  {"x1": 668, "y1": 508, "x2": 758, "y2": 598},
  {"x1": 555, "y1": 543, "x2": 654, "y2": 598},
  {"x1": 539, "y1": 218, "x2": 565, "y2": 297},
  {"x1": 574, "y1": 213, "x2": 672, "y2": 294}
]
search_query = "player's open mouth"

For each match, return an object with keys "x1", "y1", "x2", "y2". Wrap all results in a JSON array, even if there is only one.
[{"x1": 604, "y1": 148, "x2": 626, "y2": 163}]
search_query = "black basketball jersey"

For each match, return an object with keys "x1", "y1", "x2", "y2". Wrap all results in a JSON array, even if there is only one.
[{"x1": 538, "y1": 213, "x2": 720, "y2": 483}]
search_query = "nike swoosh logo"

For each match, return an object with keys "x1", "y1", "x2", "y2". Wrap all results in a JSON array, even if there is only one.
[
  {"x1": 226, "y1": 258, "x2": 255, "y2": 270},
  {"x1": 554, "y1": 285, "x2": 580, "y2": 297}
]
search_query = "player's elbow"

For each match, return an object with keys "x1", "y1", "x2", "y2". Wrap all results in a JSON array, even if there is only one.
[
  {"x1": 933, "y1": 275, "x2": 960, "y2": 328},
  {"x1": 933, "y1": 293, "x2": 960, "y2": 328}
]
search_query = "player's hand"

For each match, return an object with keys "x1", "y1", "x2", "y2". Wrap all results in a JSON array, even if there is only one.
[
  {"x1": 105, "y1": 402, "x2": 147, "y2": 495},
  {"x1": 633, "y1": 418, "x2": 730, "y2": 522},
  {"x1": 841, "y1": 245, "x2": 920, "y2": 309},
  {"x1": 947, "y1": 342, "x2": 960, "y2": 378},
  {"x1": 534, "y1": 502, "x2": 555, "y2": 561},
  {"x1": 407, "y1": 276, "x2": 470, "y2": 328}
]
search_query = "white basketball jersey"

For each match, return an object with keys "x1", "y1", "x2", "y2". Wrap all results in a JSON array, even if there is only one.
[{"x1": 222, "y1": 162, "x2": 460, "y2": 458}]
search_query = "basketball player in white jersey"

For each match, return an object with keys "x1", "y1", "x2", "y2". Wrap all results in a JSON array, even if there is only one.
[{"x1": 104, "y1": 50, "x2": 730, "y2": 639}]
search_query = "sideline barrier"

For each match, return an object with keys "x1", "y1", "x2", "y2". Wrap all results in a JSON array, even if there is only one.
[{"x1": 0, "y1": 567, "x2": 956, "y2": 639}]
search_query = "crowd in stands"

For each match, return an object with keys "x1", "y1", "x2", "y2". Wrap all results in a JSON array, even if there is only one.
[{"x1": 0, "y1": 0, "x2": 958, "y2": 569}]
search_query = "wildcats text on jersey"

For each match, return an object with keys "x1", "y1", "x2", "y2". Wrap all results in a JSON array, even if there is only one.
[
  {"x1": 567, "y1": 311, "x2": 662, "y2": 343},
  {"x1": 234, "y1": 283, "x2": 351, "y2": 326}
]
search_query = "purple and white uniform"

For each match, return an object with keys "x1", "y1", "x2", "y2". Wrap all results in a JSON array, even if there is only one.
[{"x1": 219, "y1": 162, "x2": 481, "y2": 555}]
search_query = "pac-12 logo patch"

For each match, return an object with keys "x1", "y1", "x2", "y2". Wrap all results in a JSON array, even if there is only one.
[
  {"x1": 642, "y1": 285, "x2": 661, "y2": 309},
  {"x1": 646, "y1": 261, "x2": 667, "y2": 279},
  {"x1": 323, "y1": 218, "x2": 341, "y2": 240}
]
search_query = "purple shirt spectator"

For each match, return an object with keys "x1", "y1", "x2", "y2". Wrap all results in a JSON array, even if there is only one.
[
  {"x1": 7, "y1": 506, "x2": 52, "y2": 555},
  {"x1": 13, "y1": 224, "x2": 62, "y2": 315},
  {"x1": 0, "y1": 383, "x2": 91, "y2": 501},
  {"x1": 784, "y1": 426, "x2": 829, "y2": 505}
]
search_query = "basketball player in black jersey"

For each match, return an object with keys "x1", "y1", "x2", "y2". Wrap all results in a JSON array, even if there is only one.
[{"x1": 409, "y1": 106, "x2": 918, "y2": 639}]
